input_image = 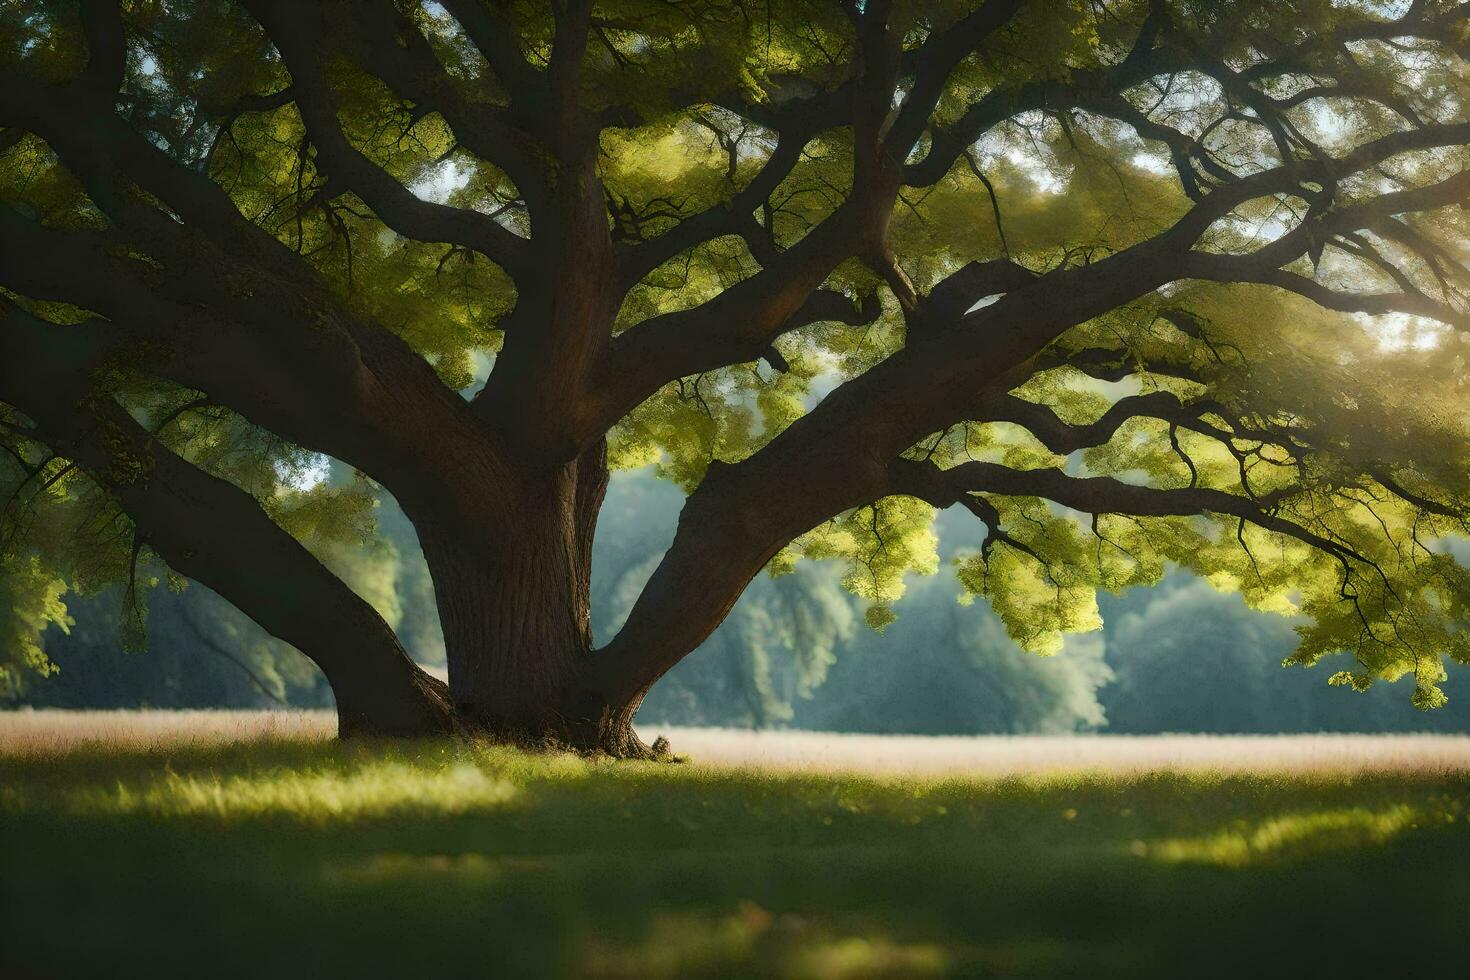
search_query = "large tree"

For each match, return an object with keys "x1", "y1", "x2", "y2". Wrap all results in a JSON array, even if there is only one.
[{"x1": 4, "y1": 0, "x2": 1470, "y2": 754}]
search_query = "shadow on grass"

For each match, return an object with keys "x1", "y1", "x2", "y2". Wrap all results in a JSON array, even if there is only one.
[{"x1": 3, "y1": 738, "x2": 1469, "y2": 977}]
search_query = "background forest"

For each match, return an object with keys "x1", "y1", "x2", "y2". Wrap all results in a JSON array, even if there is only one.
[{"x1": 12, "y1": 465, "x2": 1470, "y2": 734}]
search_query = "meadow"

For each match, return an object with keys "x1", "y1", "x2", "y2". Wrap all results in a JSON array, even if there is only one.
[{"x1": 3, "y1": 712, "x2": 1470, "y2": 978}]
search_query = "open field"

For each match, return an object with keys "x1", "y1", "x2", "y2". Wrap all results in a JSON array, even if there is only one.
[
  {"x1": 3, "y1": 711, "x2": 1470, "y2": 978},
  {"x1": 8, "y1": 709, "x2": 1470, "y2": 775}
]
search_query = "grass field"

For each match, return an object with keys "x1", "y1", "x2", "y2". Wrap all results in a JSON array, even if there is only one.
[{"x1": 3, "y1": 712, "x2": 1470, "y2": 978}]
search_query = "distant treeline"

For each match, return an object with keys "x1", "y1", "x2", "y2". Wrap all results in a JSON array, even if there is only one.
[{"x1": 15, "y1": 470, "x2": 1470, "y2": 734}]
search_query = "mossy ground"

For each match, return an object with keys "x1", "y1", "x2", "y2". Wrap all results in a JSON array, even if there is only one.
[{"x1": 3, "y1": 731, "x2": 1469, "y2": 978}]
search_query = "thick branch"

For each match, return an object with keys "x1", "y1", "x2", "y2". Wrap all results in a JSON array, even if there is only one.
[
  {"x1": 0, "y1": 298, "x2": 452, "y2": 735},
  {"x1": 615, "y1": 128, "x2": 819, "y2": 288},
  {"x1": 600, "y1": 1, "x2": 1027, "y2": 411},
  {"x1": 0, "y1": 204, "x2": 515, "y2": 513},
  {"x1": 437, "y1": 0, "x2": 540, "y2": 94},
  {"x1": 882, "y1": 0, "x2": 1025, "y2": 155},
  {"x1": 241, "y1": 0, "x2": 531, "y2": 278},
  {"x1": 586, "y1": 142, "x2": 1386, "y2": 700},
  {"x1": 590, "y1": 208, "x2": 874, "y2": 438},
  {"x1": 979, "y1": 391, "x2": 1204, "y2": 454}
]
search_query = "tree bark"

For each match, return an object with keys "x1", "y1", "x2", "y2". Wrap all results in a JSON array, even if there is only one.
[{"x1": 405, "y1": 441, "x2": 647, "y2": 750}]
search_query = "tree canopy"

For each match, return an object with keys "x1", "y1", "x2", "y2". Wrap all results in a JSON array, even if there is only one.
[{"x1": 4, "y1": 0, "x2": 1470, "y2": 745}]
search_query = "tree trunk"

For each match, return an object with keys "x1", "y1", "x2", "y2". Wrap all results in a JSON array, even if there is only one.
[{"x1": 406, "y1": 441, "x2": 654, "y2": 753}]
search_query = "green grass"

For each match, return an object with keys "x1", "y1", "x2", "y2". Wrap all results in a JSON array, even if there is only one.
[{"x1": 3, "y1": 737, "x2": 1470, "y2": 978}]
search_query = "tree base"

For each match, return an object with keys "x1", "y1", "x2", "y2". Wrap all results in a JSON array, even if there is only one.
[
  {"x1": 331, "y1": 665, "x2": 671, "y2": 760},
  {"x1": 471, "y1": 716, "x2": 673, "y2": 760},
  {"x1": 336, "y1": 705, "x2": 676, "y2": 761}
]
